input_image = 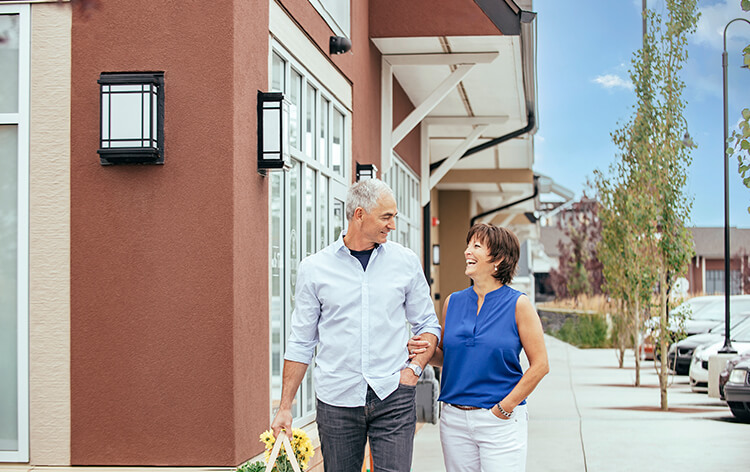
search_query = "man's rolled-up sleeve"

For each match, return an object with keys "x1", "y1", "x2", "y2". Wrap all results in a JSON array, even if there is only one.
[
  {"x1": 404, "y1": 254, "x2": 442, "y2": 341},
  {"x1": 284, "y1": 259, "x2": 321, "y2": 364}
]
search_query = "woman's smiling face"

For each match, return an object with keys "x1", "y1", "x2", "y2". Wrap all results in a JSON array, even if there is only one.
[{"x1": 464, "y1": 235, "x2": 496, "y2": 280}]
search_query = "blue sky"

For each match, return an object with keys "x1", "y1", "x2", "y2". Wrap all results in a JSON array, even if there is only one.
[{"x1": 534, "y1": 0, "x2": 750, "y2": 228}]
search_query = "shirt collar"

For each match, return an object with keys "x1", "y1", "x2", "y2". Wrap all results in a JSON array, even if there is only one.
[{"x1": 335, "y1": 231, "x2": 385, "y2": 254}]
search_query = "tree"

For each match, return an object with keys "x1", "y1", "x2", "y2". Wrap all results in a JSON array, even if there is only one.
[
  {"x1": 596, "y1": 175, "x2": 658, "y2": 377},
  {"x1": 597, "y1": 1, "x2": 698, "y2": 405},
  {"x1": 730, "y1": 0, "x2": 750, "y2": 206},
  {"x1": 648, "y1": 0, "x2": 698, "y2": 411},
  {"x1": 548, "y1": 197, "x2": 603, "y2": 302}
]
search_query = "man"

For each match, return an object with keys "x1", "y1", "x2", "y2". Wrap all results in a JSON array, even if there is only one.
[{"x1": 271, "y1": 178, "x2": 440, "y2": 472}]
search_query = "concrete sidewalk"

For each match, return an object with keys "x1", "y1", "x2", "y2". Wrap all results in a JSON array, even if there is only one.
[{"x1": 412, "y1": 335, "x2": 750, "y2": 471}]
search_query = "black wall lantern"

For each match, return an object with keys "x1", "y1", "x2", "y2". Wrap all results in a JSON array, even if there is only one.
[
  {"x1": 356, "y1": 162, "x2": 378, "y2": 181},
  {"x1": 258, "y1": 91, "x2": 291, "y2": 174},
  {"x1": 98, "y1": 72, "x2": 164, "y2": 165}
]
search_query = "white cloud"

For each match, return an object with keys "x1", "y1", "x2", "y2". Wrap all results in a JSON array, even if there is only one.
[
  {"x1": 593, "y1": 74, "x2": 633, "y2": 90},
  {"x1": 695, "y1": 0, "x2": 750, "y2": 51}
]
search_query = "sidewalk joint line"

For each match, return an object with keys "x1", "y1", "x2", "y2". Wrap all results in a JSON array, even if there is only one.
[{"x1": 566, "y1": 344, "x2": 588, "y2": 472}]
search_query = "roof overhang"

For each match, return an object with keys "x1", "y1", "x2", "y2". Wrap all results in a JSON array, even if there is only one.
[{"x1": 372, "y1": 1, "x2": 565, "y2": 238}]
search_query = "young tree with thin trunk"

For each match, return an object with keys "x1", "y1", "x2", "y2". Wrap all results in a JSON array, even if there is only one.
[
  {"x1": 647, "y1": 0, "x2": 698, "y2": 411},
  {"x1": 597, "y1": 2, "x2": 698, "y2": 405}
]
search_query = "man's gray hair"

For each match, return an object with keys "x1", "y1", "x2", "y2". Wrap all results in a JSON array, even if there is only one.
[{"x1": 345, "y1": 178, "x2": 395, "y2": 221}]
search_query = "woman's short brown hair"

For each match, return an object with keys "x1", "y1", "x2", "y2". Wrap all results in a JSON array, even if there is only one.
[{"x1": 466, "y1": 223, "x2": 520, "y2": 285}]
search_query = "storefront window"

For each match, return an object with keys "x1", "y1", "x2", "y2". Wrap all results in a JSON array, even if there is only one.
[
  {"x1": 269, "y1": 42, "x2": 349, "y2": 425},
  {"x1": 0, "y1": 4, "x2": 29, "y2": 463},
  {"x1": 384, "y1": 155, "x2": 421, "y2": 255}
]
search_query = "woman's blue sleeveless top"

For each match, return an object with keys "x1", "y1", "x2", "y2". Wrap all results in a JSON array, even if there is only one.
[{"x1": 438, "y1": 284, "x2": 526, "y2": 409}]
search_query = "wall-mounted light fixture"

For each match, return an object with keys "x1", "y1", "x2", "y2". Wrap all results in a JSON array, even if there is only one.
[
  {"x1": 329, "y1": 36, "x2": 352, "y2": 55},
  {"x1": 432, "y1": 244, "x2": 440, "y2": 265},
  {"x1": 355, "y1": 162, "x2": 377, "y2": 181},
  {"x1": 258, "y1": 91, "x2": 291, "y2": 174},
  {"x1": 98, "y1": 72, "x2": 165, "y2": 165}
]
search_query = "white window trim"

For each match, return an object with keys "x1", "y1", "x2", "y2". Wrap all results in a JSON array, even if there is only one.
[
  {"x1": 385, "y1": 152, "x2": 421, "y2": 257},
  {"x1": 0, "y1": 2, "x2": 30, "y2": 463},
  {"x1": 307, "y1": 0, "x2": 350, "y2": 38},
  {"x1": 268, "y1": 41, "x2": 350, "y2": 429},
  {"x1": 269, "y1": 1, "x2": 352, "y2": 111}
]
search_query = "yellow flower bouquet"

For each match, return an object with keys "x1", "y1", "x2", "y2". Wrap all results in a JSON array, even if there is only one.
[{"x1": 237, "y1": 428, "x2": 314, "y2": 472}]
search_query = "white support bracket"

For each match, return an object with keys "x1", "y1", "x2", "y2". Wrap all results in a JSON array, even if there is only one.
[
  {"x1": 381, "y1": 56, "x2": 393, "y2": 175},
  {"x1": 381, "y1": 51, "x2": 495, "y2": 175},
  {"x1": 391, "y1": 63, "x2": 476, "y2": 148},
  {"x1": 429, "y1": 124, "x2": 489, "y2": 190},
  {"x1": 421, "y1": 120, "x2": 430, "y2": 207}
]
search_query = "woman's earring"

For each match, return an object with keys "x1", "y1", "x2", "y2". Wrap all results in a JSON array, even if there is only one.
[{"x1": 494, "y1": 265, "x2": 498, "y2": 271}]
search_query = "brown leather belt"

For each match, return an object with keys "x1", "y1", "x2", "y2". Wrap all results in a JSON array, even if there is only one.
[{"x1": 449, "y1": 404, "x2": 481, "y2": 410}]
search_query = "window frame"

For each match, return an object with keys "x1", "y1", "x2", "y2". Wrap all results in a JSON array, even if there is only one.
[
  {"x1": 308, "y1": 0, "x2": 350, "y2": 39},
  {"x1": 705, "y1": 269, "x2": 742, "y2": 295},
  {"x1": 0, "y1": 2, "x2": 30, "y2": 463},
  {"x1": 383, "y1": 153, "x2": 421, "y2": 256},
  {"x1": 268, "y1": 40, "x2": 349, "y2": 428}
]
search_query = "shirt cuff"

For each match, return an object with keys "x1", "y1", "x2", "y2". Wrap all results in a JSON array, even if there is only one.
[
  {"x1": 283, "y1": 343, "x2": 315, "y2": 365},
  {"x1": 414, "y1": 326, "x2": 442, "y2": 341}
]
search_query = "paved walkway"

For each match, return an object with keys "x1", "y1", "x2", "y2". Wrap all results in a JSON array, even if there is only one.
[{"x1": 412, "y1": 335, "x2": 750, "y2": 471}]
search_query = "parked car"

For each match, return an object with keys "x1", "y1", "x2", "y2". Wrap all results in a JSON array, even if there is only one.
[
  {"x1": 689, "y1": 320, "x2": 750, "y2": 392},
  {"x1": 667, "y1": 314, "x2": 750, "y2": 375},
  {"x1": 719, "y1": 351, "x2": 750, "y2": 400},
  {"x1": 723, "y1": 356, "x2": 750, "y2": 422},
  {"x1": 642, "y1": 295, "x2": 750, "y2": 361}
]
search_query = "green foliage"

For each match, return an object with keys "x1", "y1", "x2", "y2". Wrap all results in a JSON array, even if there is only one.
[
  {"x1": 596, "y1": 1, "x2": 698, "y2": 399},
  {"x1": 236, "y1": 459, "x2": 298, "y2": 472},
  {"x1": 237, "y1": 461, "x2": 267, "y2": 472},
  {"x1": 566, "y1": 258, "x2": 591, "y2": 300},
  {"x1": 731, "y1": 0, "x2": 750, "y2": 212},
  {"x1": 550, "y1": 314, "x2": 610, "y2": 349}
]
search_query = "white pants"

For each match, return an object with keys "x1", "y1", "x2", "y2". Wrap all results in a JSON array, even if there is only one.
[{"x1": 440, "y1": 403, "x2": 528, "y2": 472}]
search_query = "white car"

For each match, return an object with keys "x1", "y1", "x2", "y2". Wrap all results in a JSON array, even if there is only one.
[
  {"x1": 689, "y1": 320, "x2": 750, "y2": 392},
  {"x1": 642, "y1": 295, "x2": 750, "y2": 360}
]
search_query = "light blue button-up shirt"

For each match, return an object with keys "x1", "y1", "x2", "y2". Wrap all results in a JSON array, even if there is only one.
[{"x1": 284, "y1": 236, "x2": 442, "y2": 407}]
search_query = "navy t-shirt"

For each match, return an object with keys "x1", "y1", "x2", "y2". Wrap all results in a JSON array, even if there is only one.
[{"x1": 349, "y1": 247, "x2": 375, "y2": 270}]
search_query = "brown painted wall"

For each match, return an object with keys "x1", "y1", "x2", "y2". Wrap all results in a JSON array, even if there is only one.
[
  {"x1": 277, "y1": 0, "x2": 357, "y2": 79},
  {"x1": 71, "y1": 0, "x2": 268, "y2": 465},
  {"x1": 369, "y1": 0, "x2": 501, "y2": 38},
  {"x1": 393, "y1": 80, "x2": 421, "y2": 176},
  {"x1": 231, "y1": 0, "x2": 272, "y2": 464},
  {"x1": 687, "y1": 260, "x2": 703, "y2": 295},
  {"x1": 705, "y1": 259, "x2": 740, "y2": 271},
  {"x1": 437, "y1": 190, "x2": 472, "y2": 315}
]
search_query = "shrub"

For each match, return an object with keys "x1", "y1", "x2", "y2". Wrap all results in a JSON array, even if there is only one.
[{"x1": 550, "y1": 313, "x2": 610, "y2": 348}]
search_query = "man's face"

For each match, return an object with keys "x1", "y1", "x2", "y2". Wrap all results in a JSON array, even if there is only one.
[{"x1": 360, "y1": 194, "x2": 397, "y2": 246}]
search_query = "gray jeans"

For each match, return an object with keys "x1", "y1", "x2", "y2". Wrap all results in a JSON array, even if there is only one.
[{"x1": 316, "y1": 384, "x2": 417, "y2": 472}]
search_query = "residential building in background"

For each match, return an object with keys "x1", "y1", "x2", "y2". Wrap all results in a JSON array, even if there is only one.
[{"x1": 538, "y1": 226, "x2": 750, "y2": 300}]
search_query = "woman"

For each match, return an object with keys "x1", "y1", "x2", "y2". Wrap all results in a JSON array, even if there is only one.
[{"x1": 409, "y1": 223, "x2": 549, "y2": 471}]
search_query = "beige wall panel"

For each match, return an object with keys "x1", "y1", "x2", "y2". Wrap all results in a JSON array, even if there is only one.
[
  {"x1": 28, "y1": 3, "x2": 71, "y2": 466},
  {"x1": 437, "y1": 190, "x2": 471, "y2": 316}
]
